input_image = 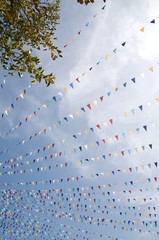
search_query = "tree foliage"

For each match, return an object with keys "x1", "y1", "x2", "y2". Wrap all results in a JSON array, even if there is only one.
[
  {"x1": 0, "y1": 0, "x2": 62, "y2": 86},
  {"x1": 0, "y1": 0, "x2": 101, "y2": 86},
  {"x1": 77, "y1": 0, "x2": 95, "y2": 4}
]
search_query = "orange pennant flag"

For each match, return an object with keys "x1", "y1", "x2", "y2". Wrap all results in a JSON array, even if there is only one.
[
  {"x1": 7, "y1": 106, "x2": 11, "y2": 113},
  {"x1": 140, "y1": 27, "x2": 144, "y2": 32},
  {"x1": 63, "y1": 87, "x2": 67, "y2": 93},
  {"x1": 104, "y1": 54, "x2": 109, "y2": 60}
]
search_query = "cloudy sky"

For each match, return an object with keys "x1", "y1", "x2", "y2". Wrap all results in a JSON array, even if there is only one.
[{"x1": 1, "y1": 0, "x2": 159, "y2": 239}]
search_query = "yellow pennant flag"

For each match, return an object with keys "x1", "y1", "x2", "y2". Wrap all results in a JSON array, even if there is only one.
[
  {"x1": 42, "y1": 104, "x2": 47, "y2": 108},
  {"x1": 93, "y1": 100, "x2": 97, "y2": 105},
  {"x1": 20, "y1": 93, "x2": 24, "y2": 99},
  {"x1": 149, "y1": 66, "x2": 154, "y2": 72},
  {"x1": 103, "y1": 121, "x2": 107, "y2": 127}
]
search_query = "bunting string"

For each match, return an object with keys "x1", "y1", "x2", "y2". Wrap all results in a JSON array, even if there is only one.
[
  {"x1": 1, "y1": 165, "x2": 158, "y2": 188},
  {"x1": 1, "y1": 142, "x2": 153, "y2": 173},
  {"x1": 1, "y1": 144, "x2": 157, "y2": 177}
]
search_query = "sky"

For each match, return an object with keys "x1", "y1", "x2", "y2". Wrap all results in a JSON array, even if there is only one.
[{"x1": 1, "y1": 0, "x2": 159, "y2": 239}]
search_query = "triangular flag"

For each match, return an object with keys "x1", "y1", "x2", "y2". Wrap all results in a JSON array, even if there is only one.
[
  {"x1": 76, "y1": 78, "x2": 80, "y2": 83},
  {"x1": 104, "y1": 54, "x2": 109, "y2": 60},
  {"x1": 69, "y1": 83, "x2": 74, "y2": 88},
  {"x1": 140, "y1": 27, "x2": 144, "y2": 32},
  {"x1": 109, "y1": 119, "x2": 113, "y2": 124},
  {"x1": 107, "y1": 91, "x2": 111, "y2": 96},
  {"x1": 20, "y1": 93, "x2": 24, "y2": 99},
  {"x1": 81, "y1": 107, "x2": 85, "y2": 112},
  {"x1": 115, "y1": 135, "x2": 118, "y2": 140},
  {"x1": 113, "y1": 48, "x2": 117, "y2": 53},
  {"x1": 87, "y1": 104, "x2": 91, "y2": 110},
  {"x1": 64, "y1": 117, "x2": 68, "y2": 122},
  {"x1": 149, "y1": 67, "x2": 154, "y2": 72},
  {"x1": 131, "y1": 109, "x2": 135, "y2": 114},
  {"x1": 52, "y1": 96, "x2": 57, "y2": 101},
  {"x1": 150, "y1": 19, "x2": 155, "y2": 24},
  {"x1": 131, "y1": 77, "x2": 136, "y2": 83},
  {"x1": 136, "y1": 128, "x2": 139, "y2": 133},
  {"x1": 139, "y1": 105, "x2": 143, "y2": 111},
  {"x1": 154, "y1": 177, "x2": 157, "y2": 182},
  {"x1": 140, "y1": 73, "x2": 145, "y2": 78},
  {"x1": 121, "y1": 151, "x2": 124, "y2": 156},
  {"x1": 149, "y1": 144, "x2": 152, "y2": 149},
  {"x1": 100, "y1": 96, "x2": 104, "y2": 101},
  {"x1": 96, "y1": 124, "x2": 101, "y2": 129},
  {"x1": 123, "y1": 82, "x2": 127, "y2": 87},
  {"x1": 121, "y1": 42, "x2": 126, "y2": 46},
  {"x1": 143, "y1": 125, "x2": 147, "y2": 131},
  {"x1": 154, "y1": 162, "x2": 158, "y2": 167}
]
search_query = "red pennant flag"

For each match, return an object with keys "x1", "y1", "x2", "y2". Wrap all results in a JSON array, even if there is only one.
[
  {"x1": 154, "y1": 177, "x2": 157, "y2": 182},
  {"x1": 121, "y1": 151, "x2": 124, "y2": 156},
  {"x1": 96, "y1": 124, "x2": 101, "y2": 129},
  {"x1": 87, "y1": 104, "x2": 91, "y2": 110},
  {"x1": 115, "y1": 135, "x2": 118, "y2": 140},
  {"x1": 44, "y1": 129, "x2": 46, "y2": 134},
  {"x1": 102, "y1": 139, "x2": 106, "y2": 143},
  {"x1": 34, "y1": 111, "x2": 36, "y2": 116},
  {"x1": 24, "y1": 89, "x2": 26, "y2": 95},
  {"x1": 76, "y1": 78, "x2": 80, "y2": 83},
  {"x1": 129, "y1": 168, "x2": 132, "y2": 172},
  {"x1": 25, "y1": 118, "x2": 28, "y2": 122},
  {"x1": 100, "y1": 96, "x2": 104, "y2": 101},
  {"x1": 50, "y1": 155, "x2": 53, "y2": 159},
  {"x1": 109, "y1": 119, "x2": 113, "y2": 124}
]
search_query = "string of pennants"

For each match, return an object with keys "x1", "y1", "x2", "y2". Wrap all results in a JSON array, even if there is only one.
[
  {"x1": 62, "y1": 4, "x2": 106, "y2": 49},
  {"x1": 1, "y1": 143, "x2": 156, "y2": 177},
  {"x1": 0, "y1": 14, "x2": 157, "y2": 122},
  {"x1": 1, "y1": 142, "x2": 153, "y2": 172},
  {"x1": 1, "y1": 162, "x2": 158, "y2": 187},
  {"x1": 1, "y1": 60, "x2": 157, "y2": 140}
]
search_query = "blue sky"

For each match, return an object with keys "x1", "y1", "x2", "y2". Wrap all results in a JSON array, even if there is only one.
[{"x1": 1, "y1": 0, "x2": 159, "y2": 239}]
